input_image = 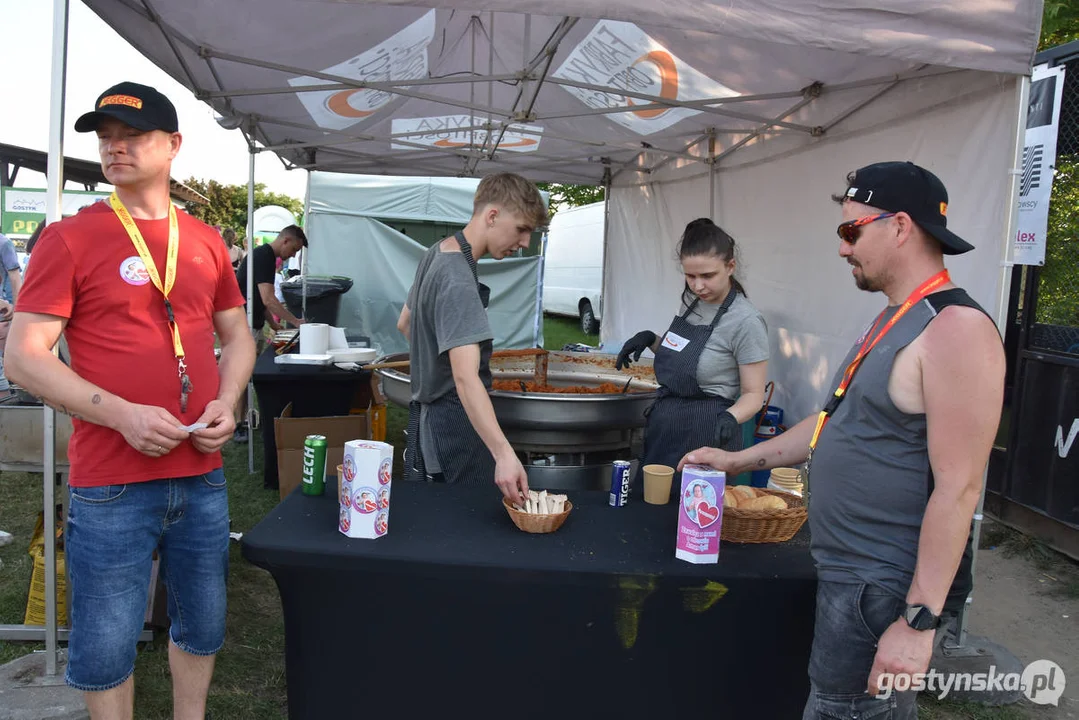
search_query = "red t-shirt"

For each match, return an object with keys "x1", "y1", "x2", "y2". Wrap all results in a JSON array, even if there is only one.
[{"x1": 16, "y1": 201, "x2": 246, "y2": 487}]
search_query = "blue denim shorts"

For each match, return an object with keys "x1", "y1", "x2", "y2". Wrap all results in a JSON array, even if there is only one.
[
  {"x1": 802, "y1": 580, "x2": 916, "y2": 720},
  {"x1": 65, "y1": 470, "x2": 230, "y2": 692}
]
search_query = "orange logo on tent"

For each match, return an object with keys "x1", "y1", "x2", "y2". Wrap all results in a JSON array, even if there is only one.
[
  {"x1": 99, "y1": 94, "x2": 143, "y2": 110},
  {"x1": 626, "y1": 51, "x2": 679, "y2": 119},
  {"x1": 939, "y1": 202, "x2": 948, "y2": 216},
  {"x1": 326, "y1": 89, "x2": 376, "y2": 119}
]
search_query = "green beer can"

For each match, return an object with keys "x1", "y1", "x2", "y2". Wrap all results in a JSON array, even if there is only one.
[{"x1": 302, "y1": 435, "x2": 328, "y2": 496}]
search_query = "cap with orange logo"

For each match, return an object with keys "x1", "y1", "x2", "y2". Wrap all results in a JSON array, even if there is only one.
[
  {"x1": 74, "y1": 81, "x2": 179, "y2": 134},
  {"x1": 842, "y1": 161, "x2": 973, "y2": 255}
]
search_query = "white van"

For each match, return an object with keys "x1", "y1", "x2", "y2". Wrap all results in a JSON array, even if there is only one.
[{"x1": 542, "y1": 201, "x2": 605, "y2": 334}]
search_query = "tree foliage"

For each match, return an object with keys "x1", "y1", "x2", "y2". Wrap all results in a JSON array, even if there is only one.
[
  {"x1": 1040, "y1": 1, "x2": 1079, "y2": 49},
  {"x1": 181, "y1": 177, "x2": 303, "y2": 247},
  {"x1": 1038, "y1": 156, "x2": 1079, "y2": 327},
  {"x1": 537, "y1": 182, "x2": 605, "y2": 217}
]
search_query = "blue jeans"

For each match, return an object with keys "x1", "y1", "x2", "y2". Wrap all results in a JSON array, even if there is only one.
[
  {"x1": 802, "y1": 581, "x2": 918, "y2": 720},
  {"x1": 65, "y1": 470, "x2": 230, "y2": 691}
]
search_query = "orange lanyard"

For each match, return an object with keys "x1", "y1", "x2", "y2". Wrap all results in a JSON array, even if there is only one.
[{"x1": 809, "y1": 270, "x2": 950, "y2": 450}]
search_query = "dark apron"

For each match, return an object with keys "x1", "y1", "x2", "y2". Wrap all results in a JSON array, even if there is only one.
[
  {"x1": 404, "y1": 231, "x2": 494, "y2": 485},
  {"x1": 637, "y1": 289, "x2": 743, "y2": 484}
]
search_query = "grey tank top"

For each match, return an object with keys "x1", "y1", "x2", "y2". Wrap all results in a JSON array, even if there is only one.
[{"x1": 808, "y1": 288, "x2": 986, "y2": 613}]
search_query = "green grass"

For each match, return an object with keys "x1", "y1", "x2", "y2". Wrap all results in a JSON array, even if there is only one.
[
  {"x1": 541, "y1": 313, "x2": 598, "y2": 351},
  {"x1": 0, "y1": 468, "x2": 45, "y2": 666}
]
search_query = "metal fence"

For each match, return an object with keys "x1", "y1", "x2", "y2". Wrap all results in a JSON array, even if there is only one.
[{"x1": 1032, "y1": 54, "x2": 1079, "y2": 355}]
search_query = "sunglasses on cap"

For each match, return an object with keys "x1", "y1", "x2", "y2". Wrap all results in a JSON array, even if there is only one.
[{"x1": 836, "y1": 212, "x2": 896, "y2": 244}]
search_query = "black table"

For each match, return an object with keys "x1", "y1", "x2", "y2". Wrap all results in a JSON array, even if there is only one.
[
  {"x1": 251, "y1": 349, "x2": 371, "y2": 489},
  {"x1": 242, "y1": 480, "x2": 817, "y2": 719}
]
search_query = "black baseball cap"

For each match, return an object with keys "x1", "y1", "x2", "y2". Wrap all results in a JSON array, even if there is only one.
[
  {"x1": 74, "y1": 82, "x2": 179, "y2": 134},
  {"x1": 843, "y1": 161, "x2": 974, "y2": 255}
]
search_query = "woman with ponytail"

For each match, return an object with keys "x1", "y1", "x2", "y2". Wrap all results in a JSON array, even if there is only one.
[{"x1": 616, "y1": 218, "x2": 769, "y2": 486}]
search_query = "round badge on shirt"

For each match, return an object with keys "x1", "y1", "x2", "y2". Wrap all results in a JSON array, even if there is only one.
[{"x1": 119, "y1": 256, "x2": 150, "y2": 286}]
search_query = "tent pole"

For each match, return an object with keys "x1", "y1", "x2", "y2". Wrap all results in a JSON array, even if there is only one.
[
  {"x1": 43, "y1": 0, "x2": 70, "y2": 677},
  {"x1": 708, "y1": 130, "x2": 716, "y2": 220},
  {"x1": 948, "y1": 73, "x2": 1030, "y2": 651},
  {"x1": 246, "y1": 125, "x2": 256, "y2": 475},
  {"x1": 598, "y1": 172, "x2": 612, "y2": 348},
  {"x1": 303, "y1": 169, "x2": 312, "y2": 229},
  {"x1": 302, "y1": 171, "x2": 310, "y2": 319}
]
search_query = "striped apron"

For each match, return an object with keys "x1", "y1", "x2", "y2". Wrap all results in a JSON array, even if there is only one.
[
  {"x1": 637, "y1": 288, "x2": 743, "y2": 483},
  {"x1": 404, "y1": 231, "x2": 494, "y2": 485}
]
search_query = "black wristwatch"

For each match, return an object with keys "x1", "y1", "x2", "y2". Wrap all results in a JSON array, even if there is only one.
[{"x1": 902, "y1": 604, "x2": 941, "y2": 631}]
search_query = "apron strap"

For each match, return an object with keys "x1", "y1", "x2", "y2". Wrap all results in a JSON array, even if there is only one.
[
  {"x1": 708, "y1": 287, "x2": 739, "y2": 330},
  {"x1": 679, "y1": 287, "x2": 738, "y2": 327},
  {"x1": 454, "y1": 230, "x2": 489, "y2": 308}
]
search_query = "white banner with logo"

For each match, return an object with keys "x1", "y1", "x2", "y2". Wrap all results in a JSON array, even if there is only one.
[
  {"x1": 1012, "y1": 64, "x2": 1066, "y2": 266},
  {"x1": 289, "y1": 10, "x2": 436, "y2": 131},
  {"x1": 391, "y1": 115, "x2": 543, "y2": 152},
  {"x1": 552, "y1": 20, "x2": 738, "y2": 135},
  {"x1": 2, "y1": 188, "x2": 109, "y2": 216}
]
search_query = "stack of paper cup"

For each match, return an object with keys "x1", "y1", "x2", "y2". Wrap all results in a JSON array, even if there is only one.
[
  {"x1": 299, "y1": 323, "x2": 330, "y2": 355},
  {"x1": 768, "y1": 467, "x2": 803, "y2": 496},
  {"x1": 339, "y1": 440, "x2": 393, "y2": 539}
]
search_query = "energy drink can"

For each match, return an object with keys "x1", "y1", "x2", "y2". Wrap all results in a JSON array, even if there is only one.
[
  {"x1": 609, "y1": 460, "x2": 631, "y2": 507},
  {"x1": 302, "y1": 434, "x2": 328, "y2": 496}
]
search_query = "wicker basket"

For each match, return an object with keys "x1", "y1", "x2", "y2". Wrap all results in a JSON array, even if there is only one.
[
  {"x1": 721, "y1": 488, "x2": 806, "y2": 544},
  {"x1": 503, "y1": 497, "x2": 573, "y2": 534}
]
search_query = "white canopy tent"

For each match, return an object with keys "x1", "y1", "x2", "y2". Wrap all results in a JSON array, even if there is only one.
[
  {"x1": 31, "y1": 0, "x2": 1043, "y2": 674},
  {"x1": 69, "y1": 0, "x2": 1041, "y2": 421}
]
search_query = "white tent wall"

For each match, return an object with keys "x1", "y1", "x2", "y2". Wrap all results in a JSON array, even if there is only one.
[
  {"x1": 304, "y1": 212, "x2": 543, "y2": 355},
  {"x1": 604, "y1": 70, "x2": 1020, "y2": 421}
]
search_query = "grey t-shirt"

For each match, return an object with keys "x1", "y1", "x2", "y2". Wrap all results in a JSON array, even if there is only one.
[
  {"x1": 406, "y1": 244, "x2": 494, "y2": 405},
  {"x1": 674, "y1": 292, "x2": 769, "y2": 399}
]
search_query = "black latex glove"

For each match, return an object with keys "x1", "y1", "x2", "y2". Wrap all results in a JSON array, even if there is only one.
[
  {"x1": 615, "y1": 330, "x2": 657, "y2": 370},
  {"x1": 715, "y1": 411, "x2": 741, "y2": 448}
]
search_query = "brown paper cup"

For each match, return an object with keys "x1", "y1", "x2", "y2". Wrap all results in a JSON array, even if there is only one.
[{"x1": 643, "y1": 464, "x2": 675, "y2": 505}]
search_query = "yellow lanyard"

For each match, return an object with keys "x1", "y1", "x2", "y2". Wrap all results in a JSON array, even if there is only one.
[
  {"x1": 808, "y1": 269, "x2": 950, "y2": 451},
  {"x1": 109, "y1": 193, "x2": 185, "y2": 360}
]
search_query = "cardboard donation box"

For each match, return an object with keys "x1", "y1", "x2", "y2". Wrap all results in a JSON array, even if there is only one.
[{"x1": 275, "y1": 402, "x2": 370, "y2": 499}]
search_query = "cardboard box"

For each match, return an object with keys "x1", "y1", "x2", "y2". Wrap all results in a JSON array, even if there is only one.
[{"x1": 275, "y1": 402, "x2": 370, "y2": 500}]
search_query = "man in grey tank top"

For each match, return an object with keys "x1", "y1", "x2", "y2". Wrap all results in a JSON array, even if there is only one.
[{"x1": 678, "y1": 162, "x2": 1005, "y2": 719}]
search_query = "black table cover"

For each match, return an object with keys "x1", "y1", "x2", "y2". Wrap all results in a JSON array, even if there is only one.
[
  {"x1": 242, "y1": 479, "x2": 818, "y2": 719},
  {"x1": 251, "y1": 348, "x2": 371, "y2": 489}
]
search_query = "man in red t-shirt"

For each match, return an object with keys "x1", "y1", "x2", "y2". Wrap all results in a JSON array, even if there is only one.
[{"x1": 6, "y1": 82, "x2": 255, "y2": 719}]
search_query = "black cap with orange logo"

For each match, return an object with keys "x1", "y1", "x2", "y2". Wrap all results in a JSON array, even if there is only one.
[
  {"x1": 75, "y1": 81, "x2": 179, "y2": 134},
  {"x1": 843, "y1": 161, "x2": 974, "y2": 255}
]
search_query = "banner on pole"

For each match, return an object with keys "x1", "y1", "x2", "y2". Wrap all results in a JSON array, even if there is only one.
[{"x1": 1012, "y1": 64, "x2": 1066, "y2": 266}]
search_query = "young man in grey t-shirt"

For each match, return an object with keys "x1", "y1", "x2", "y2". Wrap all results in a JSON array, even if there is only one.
[{"x1": 397, "y1": 174, "x2": 546, "y2": 503}]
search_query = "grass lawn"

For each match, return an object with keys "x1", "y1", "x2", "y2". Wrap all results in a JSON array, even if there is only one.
[
  {"x1": 542, "y1": 313, "x2": 599, "y2": 351},
  {"x1": 0, "y1": 316, "x2": 1038, "y2": 718}
]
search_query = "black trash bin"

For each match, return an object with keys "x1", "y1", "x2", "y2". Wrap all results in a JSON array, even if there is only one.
[{"x1": 282, "y1": 275, "x2": 354, "y2": 325}]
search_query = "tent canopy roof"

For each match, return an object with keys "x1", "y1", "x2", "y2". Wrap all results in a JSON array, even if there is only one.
[{"x1": 83, "y1": 0, "x2": 1042, "y2": 184}]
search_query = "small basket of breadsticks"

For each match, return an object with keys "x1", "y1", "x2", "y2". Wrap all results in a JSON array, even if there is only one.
[
  {"x1": 504, "y1": 490, "x2": 573, "y2": 534},
  {"x1": 721, "y1": 485, "x2": 806, "y2": 544}
]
